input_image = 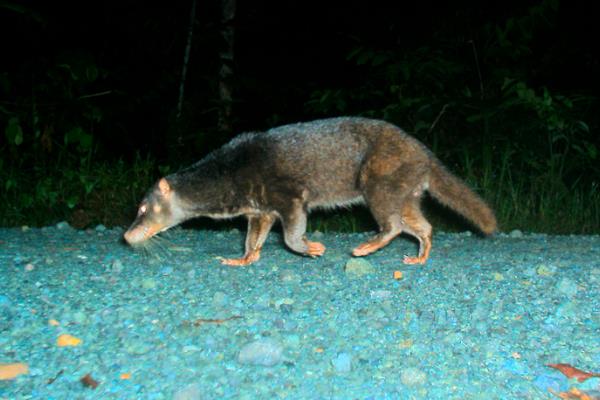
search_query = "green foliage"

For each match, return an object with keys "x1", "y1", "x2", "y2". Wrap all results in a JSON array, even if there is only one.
[
  {"x1": 0, "y1": 43, "x2": 114, "y2": 218},
  {"x1": 1, "y1": 48, "x2": 107, "y2": 158},
  {"x1": 0, "y1": 153, "x2": 157, "y2": 228},
  {"x1": 4, "y1": 117, "x2": 23, "y2": 145}
]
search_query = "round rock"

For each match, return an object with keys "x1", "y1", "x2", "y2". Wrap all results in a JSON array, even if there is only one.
[
  {"x1": 400, "y1": 367, "x2": 427, "y2": 386},
  {"x1": 238, "y1": 338, "x2": 283, "y2": 367}
]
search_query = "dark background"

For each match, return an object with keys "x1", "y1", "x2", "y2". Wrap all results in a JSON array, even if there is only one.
[
  {"x1": 1, "y1": 0, "x2": 598, "y2": 231},
  {"x1": 2, "y1": 0, "x2": 598, "y2": 156}
]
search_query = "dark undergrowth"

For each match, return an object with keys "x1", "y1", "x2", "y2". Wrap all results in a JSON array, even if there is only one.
[{"x1": 0, "y1": 149, "x2": 598, "y2": 234}]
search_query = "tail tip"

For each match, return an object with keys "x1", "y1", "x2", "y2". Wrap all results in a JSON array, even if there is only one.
[{"x1": 480, "y1": 215, "x2": 498, "y2": 236}]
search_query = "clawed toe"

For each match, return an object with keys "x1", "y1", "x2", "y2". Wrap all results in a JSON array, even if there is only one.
[
  {"x1": 403, "y1": 255, "x2": 427, "y2": 265},
  {"x1": 220, "y1": 249, "x2": 261, "y2": 266},
  {"x1": 352, "y1": 243, "x2": 374, "y2": 257},
  {"x1": 305, "y1": 241, "x2": 326, "y2": 257},
  {"x1": 221, "y1": 257, "x2": 252, "y2": 266},
  {"x1": 352, "y1": 240, "x2": 389, "y2": 257}
]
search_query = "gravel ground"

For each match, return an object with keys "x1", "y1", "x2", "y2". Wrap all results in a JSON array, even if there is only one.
[{"x1": 0, "y1": 224, "x2": 599, "y2": 399}]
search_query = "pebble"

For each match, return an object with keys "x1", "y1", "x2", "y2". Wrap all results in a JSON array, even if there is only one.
[
  {"x1": 95, "y1": 224, "x2": 107, "y2": 232},
  {"x1": 533, "y1": 374, "x2": 563, "y2": 392},
  {"x1": 274, "y1": 318, "x2": 297, "y2": 331},
  {"x1": 55, "y1": 221, "x2": 71, "y2": 230},
  {"x1": 72, "y1": 311, "x2": 88, "y2": 324},
  {"x1": 56, "y1": 334, "x2": 82, "y2": 347},
  {"x1": 173, "y1": 382, "x2": 202, "y2": 400},
  {"x1": 344, "y1": 258, "x2": 375, "y2": 277},
  {"x1": 125, "y1": 341, "x2": 152, "y2": 355},
  {"x1": 0, "y1": 363, "x2": 29, "y2": 380},
  {"x1": 502, "y1": 359, "x2": 529, "y2": 376},
  {"x1": 212, "y1": 291, "x2": 228, "y2": 308},
  {"x1": 536, "y1": 264, "x2": 556, "y2": 276},
  {"x1": 555, "y1": 301, "x2": 577, "y2": 319},
  {"x1": 203, "y1": 336, "x2": 218, "y2": 351},
  {"x1": 285, "y1": 334, "x2": 300, "y2": 347},
  {"x1": 400, "y1": 367, "x2": 427, "y2": 386},
  {"x1": 0, "y1": 296, "x2": 15, "y2": 331},
  {"x1": 370, "y1": 290, "x2": 392, "y2": 300},
  {"x1": 275, "y1": 298, "x2": 295, "y2": 308},
  {"x1": 238, "y1": 338, "x2": 283, "y2": 366},
  {"x1": 279, "y1": 270, "x2": 299, "y2": 283},
  {"x1": 509, "y1": 229, "x2": 523, "y2": 238},
  {"x1": 556, "y1": 278, "x2": 578, "y2": 297},
  {"x1": 181, "y1": 344, "x2": 202, "y2": 354},
  {"x1": 331, "y1": 352, "x2": 352, "y2": 373},
  {"x1": 110, "y1": 260, "x2": 124, "y2": 274},
  {"x1": 0, "y1": 295, "x2": 11, "y2": 307},
  {"x1": 141, "y1": 278, "x2": 157, "y2": 289},
  {"x1": 279, "y1": 304, "x2": 293, "y2": 314}
]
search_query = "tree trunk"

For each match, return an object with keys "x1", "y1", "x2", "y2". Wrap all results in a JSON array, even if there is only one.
[
  {"x1": 176, "y1": 0, "x2": 197, "y2": 122},
  {"x1": 218, "y1": 0, "x2": 236, "y2": 134},
  {"x1": 168, "y1": 0, "x2": 196, "y2": 160}
]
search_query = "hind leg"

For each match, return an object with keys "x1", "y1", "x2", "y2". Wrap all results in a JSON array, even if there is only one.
[
  {"x1": 280, "y1": 198, "x2": 325, "y2": 257},
  {"x1": 352, "y1": 213, "x2": 403, "y2": 256},
  {"x1": 352, "y1": 182, "x2": 407, "y2": 256},
  {"x1": 399, "y1": 200, "x2": 432, "y2": 265},
  {"x1": 353, "y1": 155, "x2": 428, "y2": 258},
  {"x1": 221, "y1": 212, "x2": 276, "y2": 266}
]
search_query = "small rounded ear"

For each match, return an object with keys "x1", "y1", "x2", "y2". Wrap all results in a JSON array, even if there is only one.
[{"x1": 158, "y1": 178, "x2": 171, "y2": 197}]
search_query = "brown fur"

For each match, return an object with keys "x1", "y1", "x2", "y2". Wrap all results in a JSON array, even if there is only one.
[{"x1": 124, "y1": 117, "x2": 497, "y2": 265}]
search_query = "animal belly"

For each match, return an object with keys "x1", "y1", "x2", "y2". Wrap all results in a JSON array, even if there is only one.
[{"x1": 308, "y1": 192, "x2": 364, "y2": 211}]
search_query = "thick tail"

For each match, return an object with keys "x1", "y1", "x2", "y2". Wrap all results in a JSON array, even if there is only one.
[{"x1": 428, "y1": 161, "x2": 497, "y2": 234}]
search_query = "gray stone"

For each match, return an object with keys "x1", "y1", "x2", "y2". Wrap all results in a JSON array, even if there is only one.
[
  {"x1": 238, "y1": 338, "x2": 283, "y2": 366},
  {"x1": 212, "y1": 291, "x2": 228, "y2": 308},
  {"x1": 344, "y1": 258, "x2": 375, "y2": 277},
  {"x1": 401, "y1": 367, "x2": 427, "y2": 386},
  {"x1": 55, "y1": 221, "x2": 71, "y2": 230},
  {"x1": 557, "y1": 278, "x2": 578, "y2": 297},
  {"x1": 331, "y1": 352, "x2": 352, "y2": 373},
  {"x1": 509, "y1": 229, "x2": 523, "y2": 238},
  {"x1": 173, "y1": 383, "x2": 202, "y2": 400}
]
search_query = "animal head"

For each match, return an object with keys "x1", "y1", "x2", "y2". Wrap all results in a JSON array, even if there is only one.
[{"x1": 123, "y1": 178, "x2": 187, "y2": 245}]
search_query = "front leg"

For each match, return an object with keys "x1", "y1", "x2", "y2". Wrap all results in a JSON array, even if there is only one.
[
  {"x1": 221, "y1": 213, "x2": 276, "y2": 266},
  {"x1": 280, "y1": 199, "x2": 325, "y2": 257}
]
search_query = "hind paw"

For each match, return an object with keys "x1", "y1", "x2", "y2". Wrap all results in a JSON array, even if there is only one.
[
  {"x1": 220, "y1": 249, "x2": 261, "y2": 266},
  {"x1": 352, "y1": 240, "x2": 389, "y2": 257},
  {"x1": 403, "y1": 255, "x2": 428, "y2": 265}
]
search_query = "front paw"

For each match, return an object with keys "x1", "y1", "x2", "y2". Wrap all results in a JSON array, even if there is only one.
[{"x1": 305, "y1": 240, "x2": 326, "y2": 257}]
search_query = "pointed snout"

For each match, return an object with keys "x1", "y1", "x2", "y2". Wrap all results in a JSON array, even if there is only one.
[
  {"x1": 123, "y1": 221, "x2": 161, "y2": 245},
  {"x1": 123, "y1": 224, "x2": 146, "y2": 245}
]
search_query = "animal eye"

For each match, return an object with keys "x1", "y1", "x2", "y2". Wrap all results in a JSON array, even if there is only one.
[{"x1": 138, "y1": 204, "x2": 147, "y2": 216}]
